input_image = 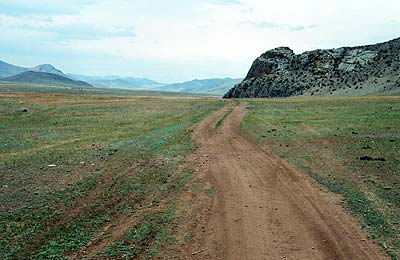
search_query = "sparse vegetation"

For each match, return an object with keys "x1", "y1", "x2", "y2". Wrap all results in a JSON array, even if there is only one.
[{"x1": 0, "y1": 92, "x2": 223, "y2": 259}]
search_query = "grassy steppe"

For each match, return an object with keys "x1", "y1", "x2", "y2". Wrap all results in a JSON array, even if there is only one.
[
  {"x1": 241, "y1": 96, "x2": 400, "y2": 259},
  {"x1": 0, "y1": 82, "x2": 218, "y2": 97},
  {"x1": 0, "y1": 92, "x2": 223, "y2": 259}
]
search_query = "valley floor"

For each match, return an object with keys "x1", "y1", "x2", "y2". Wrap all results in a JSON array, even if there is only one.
[{"x1": 1, "y1": 92, "x2": 399, "y2": 259}]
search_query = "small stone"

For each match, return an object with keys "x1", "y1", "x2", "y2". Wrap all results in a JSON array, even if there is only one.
[{"x1": 17, "y1": 107, "x2": 29, "y2": 113}]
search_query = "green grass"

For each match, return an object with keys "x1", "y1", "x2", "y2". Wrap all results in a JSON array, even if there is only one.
[
  {"x1": 215, "y1": 109, "x2": 233, "y2": 130},
  {"x1": 204, "y1": 187, "x2": 214, "y2": 198},
  {"x1": 0, "y1": 92, "x2": 224, "y2": 259},
  {"x1": 101, "y1": 206, "x2": 176, "y2": 259},
  {"x1": 240, "y1": 96, "x2": 400, "y2": 259}
]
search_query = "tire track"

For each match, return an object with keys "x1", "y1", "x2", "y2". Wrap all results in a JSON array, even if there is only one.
[{"x1": 186, "y1": 102, "x2": 388, "y2": 260}]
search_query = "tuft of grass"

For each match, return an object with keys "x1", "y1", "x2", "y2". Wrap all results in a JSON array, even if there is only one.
[
  {"x1": 204, "y1": 187, "x2": 214, "y2": 198},
  {"x1": 215, "y1": 109, "x2": 232, "y2": 130}
]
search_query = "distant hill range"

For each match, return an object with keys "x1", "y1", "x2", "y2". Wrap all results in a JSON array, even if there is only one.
[
  {"x1": 0, "y1": 60, "x2": 65, "y2": 77},
  {"x1": 2, "y1": 71, "x2": 93, "y2": 88},
  {"x1": 0, "y1": 59, "x2": 241, "y2": 95},
  {"x1": 0, "y1": 60, "x2": 92, "y2": 88},
  {"x1": 70, "y1": 74, "x2": 241, "y2": 95},
  {"x1": 161, "y1": 78, "x2": 242, "y2": 95},
  {"x1": 68, "y1": 74, "x2": 163, "y2": 90},
  {"x1": 224, "y1": 37, "x2": 400, "y2": 98}
]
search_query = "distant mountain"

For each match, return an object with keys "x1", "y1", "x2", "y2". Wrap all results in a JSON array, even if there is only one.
[
  {"x1": 30, "y1": 64, "x2": 64, "y2": 76},
  {"x1": 0, "y1": 60, "x2": 27, "y2": 78},
  {"x1": 2, "y1": 71, "x2": 93, "y2": 88},
  {"x1": 68, "y1": 74, "x2": 163, "y2": 89},
  {"x1": 68, "y1": 75, "x2": 243, "y2": 95},
  {"x1": 224, "y1": 37, "x2": 400, "y2": 98},
  {"x1": 0, "y1": 60, "x2": 93, "y2": 88},
  {"x1": 0, "y1": 60, "x2": 65, "y2": 78},
  {"x1": 162, "y1": 78, "x2": 243, "y2": 95},
  {"x1": 0, "y1": 59, "x2": 241, "y2": 95}
]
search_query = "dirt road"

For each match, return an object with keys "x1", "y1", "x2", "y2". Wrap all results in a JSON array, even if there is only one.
[{"x1": 186, "y1": 103, "x2": 388, "y2": 260}]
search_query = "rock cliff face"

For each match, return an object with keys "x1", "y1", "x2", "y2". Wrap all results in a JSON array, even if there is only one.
[{"x1": 224, "y1": 38, "x2": 400, "y2": 98}]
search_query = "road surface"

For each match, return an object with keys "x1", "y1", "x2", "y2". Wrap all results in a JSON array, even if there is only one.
[{"x1": 186, "y1": 103, "x2": 387, "y2": 260}]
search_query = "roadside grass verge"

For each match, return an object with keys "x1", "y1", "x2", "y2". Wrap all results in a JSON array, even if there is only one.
[
  {"x1": 240, "y1": 96, "x2": 400, "y2": 259},
  {"x1": 0, "y1": 93, "x2": 224, "y2": 259}
]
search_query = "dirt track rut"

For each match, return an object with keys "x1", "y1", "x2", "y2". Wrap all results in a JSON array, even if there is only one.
[{"x1": 187, "y1": 103, "x2": 388, "y2": 260}]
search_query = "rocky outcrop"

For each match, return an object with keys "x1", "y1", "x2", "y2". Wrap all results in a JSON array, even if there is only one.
[{"x1": 224, "y1": 37, "x2": 400, "y2": 98}]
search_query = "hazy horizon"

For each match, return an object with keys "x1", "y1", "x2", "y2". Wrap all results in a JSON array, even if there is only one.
[{"x1": 0, "y1": 0, "x2": 399, "y2": 83}]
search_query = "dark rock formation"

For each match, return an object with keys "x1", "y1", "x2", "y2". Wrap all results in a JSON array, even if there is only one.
[{"x1": 224, "y1": 37, "x2": 400, "y2": 98}]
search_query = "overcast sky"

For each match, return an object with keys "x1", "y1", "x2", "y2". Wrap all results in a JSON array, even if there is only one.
[{"x1": 0, "y1": 0, "x2": 399, "y2": 83}]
